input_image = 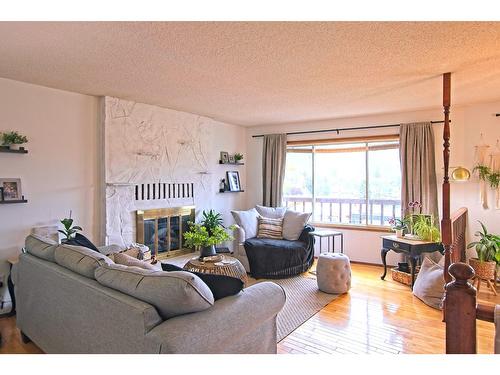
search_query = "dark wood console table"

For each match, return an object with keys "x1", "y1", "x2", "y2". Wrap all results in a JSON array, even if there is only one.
[{"x1": 380, "y1": 235, "x2": 444, "y2": 289}]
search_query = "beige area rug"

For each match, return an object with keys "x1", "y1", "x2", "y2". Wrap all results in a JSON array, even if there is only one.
[{"x1": 167, "y1": 253, "x2": 339, "y2": 342}]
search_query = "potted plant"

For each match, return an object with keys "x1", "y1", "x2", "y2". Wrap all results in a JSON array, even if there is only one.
[
  {"x1": 467, "y1": 221, "x2": 500, "y2": 281},
  {"x1": 412, "y1": 215, "x2": 441, "y2": 242},
  {"x1": 389, "y1": 217, "x2": 407, "y2": 238},
  {"x1": 1, "y1": 131, "x2": 28, "y2": 150},
  {"x1": 184, "y1": 210, "x2": 236, "y2": 258},
  {"x1": 234, "y1": 153, "x2": 244, "y2": 163},
  {"x1": 58, "y1": 211, "x2": 82, "y2": 242}
]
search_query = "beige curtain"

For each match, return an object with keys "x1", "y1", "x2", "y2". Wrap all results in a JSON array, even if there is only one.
[
  {"x1": 262, "y1": 134, "x2": 287, "y2": 207},
  {"x1": 400, "y1": 122, "x2": 439, "y2": 221}
]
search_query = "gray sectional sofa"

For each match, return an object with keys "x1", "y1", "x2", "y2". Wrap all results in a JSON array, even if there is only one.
[{"x1": 12, "y1": 235, "x2": 285, "y2": 354}]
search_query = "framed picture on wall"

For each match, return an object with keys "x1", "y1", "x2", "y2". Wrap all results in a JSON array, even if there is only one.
[
  {"x1": 226, "y1": 171, "x2": 241, "y2": 191},
  {"x1": 220, "y1": 151, "x2": 229, "y2": 164},
  {"x1": 0, "y1": 178, "x2": 22, "y2": 201}
]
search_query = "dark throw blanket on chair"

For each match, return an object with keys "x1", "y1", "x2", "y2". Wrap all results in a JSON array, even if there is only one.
[{"x1": 244, "y1": 225, "x2": 315, "y2": 279}]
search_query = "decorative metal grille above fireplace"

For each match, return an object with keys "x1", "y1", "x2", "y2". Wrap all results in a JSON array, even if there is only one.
[{"x1": 136, "y1": 206, "x2": 195, "y2": 260}]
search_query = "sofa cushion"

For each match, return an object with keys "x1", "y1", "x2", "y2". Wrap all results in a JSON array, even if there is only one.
[
  {"x1": 255, "y1": 205, "x2": 287, "y2": 219},
  {"x1": 231, "y1": 208, "x2": 260, "y2": 239},
  {"x1": 282, "y1": 209, "x2": 311, "y2": 240},
  {"x1": 412, "y1": 257, "x2": 445, "y2": 310},
  {"x1": 25, "y1": 234, "x2": 59, "y2": 262},
  {"x1": 114, "y1": 252, "x2": 157, "y2": 271},
  {"x1": 95, "y1": 264, "x2": 214, "y2": 319},
  {"x1": 54, "y1": 244, "x2": 114, "y2": 279},
  {"x1": 161, "y1": 263, "x2": 244, "y2": 301},
  {"x1": 257, "y1": 216, "x2": 283, "y2": 239}
]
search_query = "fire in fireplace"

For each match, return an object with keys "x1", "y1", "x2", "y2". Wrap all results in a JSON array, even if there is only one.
[{"x1": 136, "y1": 206, "x2": 195, "y2": 260}]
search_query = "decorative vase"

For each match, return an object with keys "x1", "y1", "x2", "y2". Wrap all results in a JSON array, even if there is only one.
[
  {"x1": 395, "y1": 229, "x2": 404, "y2": 238},
  {"x1": 469, "y1": 258, "x2": 496, "y2": 281},
  {"x1": 200, "y1": 244, "x2": 217, "y2": 258}
]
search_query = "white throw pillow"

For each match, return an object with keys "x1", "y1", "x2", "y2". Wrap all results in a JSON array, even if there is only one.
[
  {"x1": 282, "y1": 209, "x2": 311, "y2": 240},
  {"x1": 255, "y1": 205, "x2": 287, "y2": 219},
  {"x1": 412, "y1": 257, "x2": 445, "y2": 310},
  {"x1": 231, "y1": 208, "x2": 260, "y2": 239}
]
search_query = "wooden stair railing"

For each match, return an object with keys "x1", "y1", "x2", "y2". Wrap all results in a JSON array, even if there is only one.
[
  {"x1": 444, "y1": 262, "x2": 496, "y2": 354},
  {"x1": 450, "y1": 207, "x2": 467, "y2": 263}
]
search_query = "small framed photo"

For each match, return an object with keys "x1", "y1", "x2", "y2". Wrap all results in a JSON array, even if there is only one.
[
  {"x1": 220, "y1": 151, "x2": 229, "y2": 164},
  {"x1": 228, "y1": 155, "x2": 235, "y2": 163},
  {"x1": 0, "y1": 178, "x2": 22, "y2": 201},
  {"x1": 226, "y1": 171, "x2": 241, "y2": 191}
]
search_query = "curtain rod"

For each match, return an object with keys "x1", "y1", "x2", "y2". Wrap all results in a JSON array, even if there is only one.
[{"x1": 251, "y1": 120, "x2": 446, "y2": 138}]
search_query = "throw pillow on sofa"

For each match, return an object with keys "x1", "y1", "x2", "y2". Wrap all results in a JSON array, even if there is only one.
[
  {"x1": 114, "y1": 252, "x2": 157, "y2": 271},
  {"x1": 161, "y1": 263, "x2": 244, "y2": 300},
  {"x1": 231, "y1": 208, "x2": 260, "y2": 239},
  {"x1": 257, "y1": 216, "x2": 284, "y2": 239},
  {"x1": 412, "y1": 257, "x2": 445, "y2": 310},
  {"x1": 282, "y1": 209, "x2": 312, "y2": 240},
  {"x1": 95, "y1": 263, "x2": 214, "y2": 319},
  {"x1": 255, "y1": 205, "x2": 287, "y2": 219},
  {"x1": 63, "y1": 233, "x2": 100, "y2": 252}
]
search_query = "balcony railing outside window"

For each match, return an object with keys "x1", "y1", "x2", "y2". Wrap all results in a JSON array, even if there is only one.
[
  {"x1": 283, "y1": 139, "x2": 402, "y2": 227},
  {"x1": 283, "y1": 196, "x2": 401, "y2": 226}
]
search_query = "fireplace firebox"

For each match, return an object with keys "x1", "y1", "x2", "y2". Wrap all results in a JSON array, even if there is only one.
[{"x1": 136, "y1": 206, "x2": 195, "y2": 260}]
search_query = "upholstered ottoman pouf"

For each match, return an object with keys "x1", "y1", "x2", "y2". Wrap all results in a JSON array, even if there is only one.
[{"x1": 316, "y1": 253, "x2": 351, "y2": 294}]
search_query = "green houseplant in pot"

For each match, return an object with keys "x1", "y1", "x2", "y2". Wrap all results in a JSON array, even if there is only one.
[
  {"x1": 389, "y1": 217, "x2": 408, "y2": 238},
  {"x1": 1, "y1": 131, "x2": 28, "y2": 150},
  {"x1": 184, "y1": 210, "x2": 236, "y2": 258},
  {"x1": 467, "y1": 221, "x2": 500, "y2": 283},
  {"x1": 58, "y1": 211, "x2": 83, "y2": 242}
]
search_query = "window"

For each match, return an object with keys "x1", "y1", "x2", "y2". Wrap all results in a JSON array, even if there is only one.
[{"x1": 283, "y1": 139, "x2": 401, "y2": 227}]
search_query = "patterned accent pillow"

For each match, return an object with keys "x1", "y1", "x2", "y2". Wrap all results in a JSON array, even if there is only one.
[{"x1": 257, "y1": 217, "x2": 284, "y2": 239}]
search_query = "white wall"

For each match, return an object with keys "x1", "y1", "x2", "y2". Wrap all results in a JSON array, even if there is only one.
[
  {"x1": 0, "y1": 78, "x2": 100, "y2": 313},
  {"x1": 246, "y1": 102, "x2": 500, "y2": 265}
]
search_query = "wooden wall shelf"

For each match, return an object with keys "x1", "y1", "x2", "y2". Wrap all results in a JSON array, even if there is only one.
[
  {"x1": 0, "y1": 199, "x2": 28, "y2": 204},
  {"x1": 219, "y1": 161, "x2": 244, "y2": 165},
  {"x1": 219, "y1": 190, "x2": 245, "y2": 193},
  {"x1": 0, "y1": 148, "x2": 28, "y2": 154}
]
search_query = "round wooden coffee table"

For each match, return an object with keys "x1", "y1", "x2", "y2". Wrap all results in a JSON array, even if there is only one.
[{"x1": 183, "y1": 255, "x2": 248, "y2": 286}]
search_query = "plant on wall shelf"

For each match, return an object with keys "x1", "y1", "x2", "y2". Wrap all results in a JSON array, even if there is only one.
[
  {"x1": 58, "y1": 211, "x2": 82, "y2": 241},
  {"x1": 1, "y1": 131, "x2": 28, "y2": 147},
  {"x1": 234, "y1": 153, "x2": 244, "y2": 162}
]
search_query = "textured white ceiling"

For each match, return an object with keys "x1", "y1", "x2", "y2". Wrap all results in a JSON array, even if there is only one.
[{"x1": 0, "y1": 22, "x2": 500, "y2": 126}]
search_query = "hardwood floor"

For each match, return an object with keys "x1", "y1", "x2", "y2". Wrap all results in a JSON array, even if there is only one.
[
  {"x1": 0, "y1": 263, "x2": 497, "y2": 354},
  {"x1": 278, "y1": 263, "x2": 498, "y2": 354}
]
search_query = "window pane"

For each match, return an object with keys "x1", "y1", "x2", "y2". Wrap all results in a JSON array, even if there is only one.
[
  {"x1": 314, "y1": 144, "x2": 366, "y2": 224},
  {"x1": 283, "y1": 148, "x2": 312, "y2": 213},
  {"x1": 368, "y1": 145, "x2": 401, "y2": 225}
]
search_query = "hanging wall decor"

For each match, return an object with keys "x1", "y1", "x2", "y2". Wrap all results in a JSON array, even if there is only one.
[
  {"x1": 489, "y1": 140, "x2": 500, "y2": 209},
  {"x1": 473, "y1": 134, "x2": 490, "y2": 209}
]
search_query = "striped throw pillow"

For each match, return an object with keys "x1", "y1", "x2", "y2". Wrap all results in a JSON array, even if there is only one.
[{"x1": 257, "y1": 217, "x2": 284, "y2": 239}]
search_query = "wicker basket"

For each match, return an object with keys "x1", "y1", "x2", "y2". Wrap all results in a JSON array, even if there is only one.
[
  {"x1": 391, "y1": 266, "x2": 420, "y2": 286},
  {"x1": 469, "y1": 258, "x2": 496, "y2": 280}
]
